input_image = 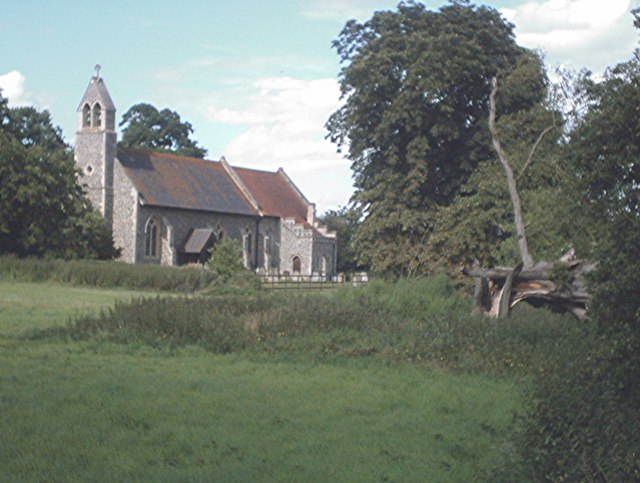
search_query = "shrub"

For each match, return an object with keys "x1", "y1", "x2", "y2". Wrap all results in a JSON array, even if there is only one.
[
  {"x1": 207, "y1": 239, "x2": 245, "y2": 282},
  {"x1": 510, "y1": 212, "x2": 640, "y2": 480}
]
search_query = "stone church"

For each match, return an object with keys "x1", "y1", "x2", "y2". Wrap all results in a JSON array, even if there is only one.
[{"x1": 74, "y1": 73, "x2": 337, "y2": 277}]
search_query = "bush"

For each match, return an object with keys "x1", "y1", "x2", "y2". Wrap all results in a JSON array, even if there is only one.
[
  {"x1": 509, "y1": 213, "x2": 640, "y2": 481},
  {"x1": 207, "y1": 239, "x2": 245, "y2": 282}
]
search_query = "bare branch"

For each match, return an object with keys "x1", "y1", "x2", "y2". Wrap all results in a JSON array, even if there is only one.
[{"x1": 518, "y1": 122, "x2": 556, "y2": 179}]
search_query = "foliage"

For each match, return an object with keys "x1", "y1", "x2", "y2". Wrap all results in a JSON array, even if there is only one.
[
  {"x1": 510, "y1": 23, "x2": 640, "y2": 480},
  {"x1": 327, "y1": 1, "x2": 545, "y2": 276},
  {"x1": 207, "y1": 238, "x2": 246, "y2": 282},
  {"x1": 318, "y1": 205, "x2": 366, "y2": 273},
  {"x1": 424, "y1": 56, "x2": 597, "y2": 280},
  {"x1": 0, "y1": 91, "x2": 117, "y2": 259},
  {"x1": 0, "y1": 255, "x2": 219, "y2": 292},
  {"x1": 119, "y1": 103, "x2": 207, "y2": 158}
]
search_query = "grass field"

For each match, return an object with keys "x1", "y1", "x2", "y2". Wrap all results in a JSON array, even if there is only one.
[{"x1": 0, "y1": 281, "x2": 524, "y2": 481}]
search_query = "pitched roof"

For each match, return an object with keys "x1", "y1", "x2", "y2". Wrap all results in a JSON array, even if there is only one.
[
  {"x1": 232, "y1": 167, "x2": 309, "y2": 223},
  {"x1": 117, "y1": 148, "x2": 257, "y2": 216},
  {"x1": 77, "y1": 77, "x2": 116, "y2": 111},
  {"x1": 181, "y1": 228, "x2": 215, "y2": 254}
]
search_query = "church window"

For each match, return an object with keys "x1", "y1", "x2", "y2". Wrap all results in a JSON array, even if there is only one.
[
  {"x1": 242, "y1": 230, "x2": 252, "y2": 268},
  {"x1": 292, "y1": 256, "x2": 301, "y2": 274},
  {"x1": 91, "y1": 102, "x2": 102, "y2": 128},
  {"x1": 82, "y1": 103, "x2": 91, "y2": 128},
  {"x1": 263, "y1": 236, "x2": 270, "y2": 270},
  {"x1": 144, "y1": 218, "x2": 159, "y2": 258}
]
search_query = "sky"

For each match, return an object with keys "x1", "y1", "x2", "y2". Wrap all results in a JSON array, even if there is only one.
[{"x1": 1, "y1": 0, "x2": 638, "y2": 213}]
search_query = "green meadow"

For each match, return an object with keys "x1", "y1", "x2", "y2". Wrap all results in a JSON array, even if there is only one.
[{"x1": 1, "y1": 278, "x2": 573, "y2": 481}]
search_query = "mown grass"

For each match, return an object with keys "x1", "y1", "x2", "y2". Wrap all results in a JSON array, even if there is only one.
[
  {"x1": 0, "y1": 279, "x2": 529, "y2": 481},
  {"x1": 1, "y1": 344, "x2": 522, "y2": 481}
]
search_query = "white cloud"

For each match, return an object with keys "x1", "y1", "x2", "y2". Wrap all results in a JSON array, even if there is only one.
[
  {"x1": 503, "y1": 0, "x2": 637, "y2": 73},
  {"x1": 207, "y1": 76, "x2": 353, "y2": 211},
  {"x1": 0, "y1": 70, "x2": 31, "y2": 106}
]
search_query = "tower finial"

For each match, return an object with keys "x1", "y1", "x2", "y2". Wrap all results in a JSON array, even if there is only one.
[{"x1": 94, "y1": 64, "x2": 102, "y2": 79}]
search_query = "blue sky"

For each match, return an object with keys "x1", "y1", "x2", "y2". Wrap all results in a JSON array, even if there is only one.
[{"x1": 1, "y1": 0, "x2": 638, "y2": 212}]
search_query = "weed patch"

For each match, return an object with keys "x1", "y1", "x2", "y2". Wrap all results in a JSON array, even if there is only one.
[{"x1": 61, "y1": 276, "x2": 582, "y2": 374}]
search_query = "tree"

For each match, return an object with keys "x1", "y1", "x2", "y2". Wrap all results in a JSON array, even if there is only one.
[
  {"x1": 0, "y1": 89, "x2": 118, "y2": 259},
  {"x1": 119, "y1": 103, "x2": 207, "y2": 158},
  {"x1": 327, "y1": 0, "x2": 545, "y2": 276},
  {"x1": 572, "y1": 49, "x2": 640, "y2": 324},
  {"x1": 318, "y1": 205, "x2": 366, "y2": 273},
  {"x1": 514, "y1": 13, "x2": 640, "y2": 479}
]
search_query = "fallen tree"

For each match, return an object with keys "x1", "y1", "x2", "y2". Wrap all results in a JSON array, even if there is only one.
[
  {"x1": 468, "y1": 77, "x2": 594, "y2": 319},
  {"x1": 466, "y1": 249, "x2": 596, "y2": 320}
]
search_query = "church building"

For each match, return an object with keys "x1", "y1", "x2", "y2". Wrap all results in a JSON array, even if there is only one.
[{"x1": 74, "y1": 73, "x2": 337, "y2": 277}]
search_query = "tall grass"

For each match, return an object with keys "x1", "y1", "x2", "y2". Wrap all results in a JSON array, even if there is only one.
[
  {"x1": 62, "y1": 274, "x2": 584, "y2": 374},
  {"x1": 0, "y1": 255, "x2": 220, "y2": 292}
]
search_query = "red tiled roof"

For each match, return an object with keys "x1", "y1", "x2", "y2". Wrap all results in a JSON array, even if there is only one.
[
  {"x1": 232, "y1": 167, "x2": 308, "y2": 224},
  {"x1": 117, "y1": 148, "x2": 257, "y2": 216}
]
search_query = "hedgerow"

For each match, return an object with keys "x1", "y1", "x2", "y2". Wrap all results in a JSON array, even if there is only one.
[{"x1": 0, "y1": 255, "x2": 220, "y2": 292}]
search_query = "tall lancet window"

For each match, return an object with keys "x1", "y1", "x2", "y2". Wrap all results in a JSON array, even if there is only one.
[
  {"x1": 82, "y1": 103, "x2": 91, "y2": 128},
  {"x1": 144, "y1": 218, "x2": 159, "y2": 258},
  {"x1": 91, "y1": 103, "x2": 102, "y2": 128}
]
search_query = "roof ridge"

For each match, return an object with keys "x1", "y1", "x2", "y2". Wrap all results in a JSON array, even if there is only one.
[
  {"x1": 117, "y1": 147, "x2": 221, "y2": 165},
  {"x1": 231, "y1": 165, "x2": 278, "y2": 175}
]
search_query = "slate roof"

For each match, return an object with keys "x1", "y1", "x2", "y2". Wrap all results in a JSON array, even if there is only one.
[
  {"x1": 233, "y1": 167, "x2": 308, "y2": 224},
  {"x1": 117, "y1": 149, "x2": 257, "y2": 216}
]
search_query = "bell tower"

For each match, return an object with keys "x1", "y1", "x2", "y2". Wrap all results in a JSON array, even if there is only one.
[{"x1": 74, "y1": 65, "x2": 117, "y2": 223}]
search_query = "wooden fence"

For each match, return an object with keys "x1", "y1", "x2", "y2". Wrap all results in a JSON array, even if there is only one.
[{"x1": 261, "y1": 273, "x2": 369, "y2": 290}]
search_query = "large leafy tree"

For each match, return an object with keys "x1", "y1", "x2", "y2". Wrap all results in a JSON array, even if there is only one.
[
  {"x1": 119, "y1": 103, "x2": 207, "y2": 158},
  {"x1": 0, "y1": 90, "x2": 117, "y2": 259},
  {"x1": 327, "y1": 0, "x2": 545, "y2": 276}
]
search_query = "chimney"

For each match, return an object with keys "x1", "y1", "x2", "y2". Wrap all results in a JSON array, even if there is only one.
[{"x1": 307, "y1": 203, "x2": 316, "y2": 226}]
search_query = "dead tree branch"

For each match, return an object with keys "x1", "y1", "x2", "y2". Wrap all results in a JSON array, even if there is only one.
[{"x1": 489, "y1": 77, "x2": 534, "y2": 268}]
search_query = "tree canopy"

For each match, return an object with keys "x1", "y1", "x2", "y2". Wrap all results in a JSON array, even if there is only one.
[
  {"x1": 318, "y1": 205, "x2": 367, "y2": 273},
  {"x1": 327, "y1": 0, "x2": 546, "y2": 276},
  {"x1": 0, "y1": 90, "x2": 117, "y2": 259},
  {"x1": 119, "y1": 103, "x2": 207, "y2": 158}
]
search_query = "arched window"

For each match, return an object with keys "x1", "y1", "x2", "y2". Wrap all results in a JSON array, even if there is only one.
[
  {"x1": 292, "y1": 256, "x2": 301, "y2": 274},
  {"x1": 242, "y1": 229, "x2": 252, "y2": 268},
  {"x1": 321, "y1": 256, "x2": 328, "y2": 275},
  {"x1": 82, "y1": 103, "x2": 91, "y2": 128},
  {"x1": 91, "y1": 102, "x2": 102, "y2": 128},
  {"x1": 263, "y1": 236, "x2": 271, "y2": 271},
  {"x1": 144, "y1": 218, "x2": 159, "y2": 258}
]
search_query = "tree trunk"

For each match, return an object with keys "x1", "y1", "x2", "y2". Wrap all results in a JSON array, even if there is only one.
[
  {"x1": 489, "y1": 77, "x2": 534, "y2": 269},
  {"x1": 465, "y1": 254, "x2": 596, "y2": 319}
]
